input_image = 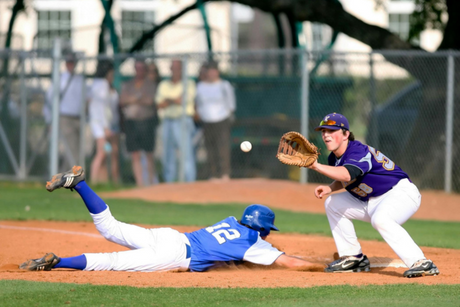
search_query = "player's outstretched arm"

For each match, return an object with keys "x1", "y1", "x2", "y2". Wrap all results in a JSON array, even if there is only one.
[
  {"x1": 274, "y1": 254, "x2": 326, "y2": 271},
  {"x1": 308, "y1": 161, "x2": 351, "y2": 182}
]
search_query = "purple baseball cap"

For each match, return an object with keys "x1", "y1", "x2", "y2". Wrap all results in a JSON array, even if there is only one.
[{"x1": 314, "y1": 113, "x2": 349, "y2": 131}]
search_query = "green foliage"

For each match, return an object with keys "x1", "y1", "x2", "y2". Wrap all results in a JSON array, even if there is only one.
[
  {"x1": 0, "y1": 280, "x2": 459, "y2": 307},
  {"x1": 409, "y1": 0, "x2": 447, "y2": 42},
  {"x1": 374, "y1": 0, "x2": 446, "y2": 43},
  {"x1": 1, "y1": 184, "x2": 459, "y2": 249}
]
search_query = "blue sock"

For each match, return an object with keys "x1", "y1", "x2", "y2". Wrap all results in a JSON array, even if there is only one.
[
  {"x1": 354, "y1": 253, "x2": 363, "y2": 259},
  {"x1": 74, "y1": 181, "x2": 108, "y2": 214},
  {"x1": 54, "y1": 255, "x2": 87, "y2": 270}
]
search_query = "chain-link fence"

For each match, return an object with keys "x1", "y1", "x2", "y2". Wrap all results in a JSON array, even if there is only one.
[{"x1": 1, "y1": 46, "x2": 459, "y2": 192}]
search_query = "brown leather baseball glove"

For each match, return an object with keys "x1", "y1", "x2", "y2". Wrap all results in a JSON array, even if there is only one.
[{"x1": 276, "y1": 131, "x2": 319, "y2": 167}]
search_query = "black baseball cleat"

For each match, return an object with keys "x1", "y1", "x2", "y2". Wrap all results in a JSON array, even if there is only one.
[
  {"x1": 19, "y1": 253, "x2": 61, "y2": 271},
  {"x1": 46, "y1": 165, "x2": 85, "y2": 192},
  {"x1": 403, "y1": 259, "x2": 440, "y2": 278},
  {"x1": 325, "y1": 255, "x2": 371, "y2": 273}
]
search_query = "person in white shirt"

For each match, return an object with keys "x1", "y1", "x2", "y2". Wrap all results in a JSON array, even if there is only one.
[
  {"x1": 195, "y1": 61, "x2": 236, "y2": 181},
  {"x1": 43, "y1": 52, "x2": 87, "y2": 170},
  {"x1": 89, "y1": 60, "x2": 120, "y2": 184}
]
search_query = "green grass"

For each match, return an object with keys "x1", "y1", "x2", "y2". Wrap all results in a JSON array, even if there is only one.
[
  {"x1": 1, "y1": 185, "x2": 460, "y2": 249},
  {"x1": 0, "y1": 280, "x2": 459, "y2": 307}
]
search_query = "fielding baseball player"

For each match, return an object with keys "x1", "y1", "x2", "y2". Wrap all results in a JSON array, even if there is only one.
[
  {"x1": 20, "y1": 166, "x2": 322, "y2": 272},
  {"x1": 309, "y1": 113, "x2": 439, "y2": 278}
]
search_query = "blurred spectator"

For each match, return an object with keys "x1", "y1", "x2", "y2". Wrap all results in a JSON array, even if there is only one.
[
  {"x1": 146, "y1": 61, "x2": 161, "y2": 183},
  {"x1": 195, "y1": 61, "x2": 236, "y2": 181},
  {"x1": 43, "y1": 52, "x2": 87, "y2": 170},
  {"x1": 119, "y1": 60, "x2": 157, "y2": 186},
  {"x1": 156, "y1": 59, "x2": 196, "y2": 182},
  {"x1": 191, "y1": 63, "x2": 208, "y2": 158},
  {"x1": 147, "y1": 61, "x2": 162, "y2": 85},
  {"x1": 198, "y1": 63, "x2": 208, "y2": 83},
  {"x1": 194, "y1": 63, "x2": 208, "y2": 125},
  {"x1": 89, "y1": 59, "x2": 120, "y2": 184}
]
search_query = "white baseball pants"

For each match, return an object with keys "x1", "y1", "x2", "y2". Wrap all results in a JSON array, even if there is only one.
[
  {"x1": 83, "y1": 207, "x2": 191, "y2": 272},
  {"x1": 325, "y1": 178, "x2": 425, "y2": 267}
]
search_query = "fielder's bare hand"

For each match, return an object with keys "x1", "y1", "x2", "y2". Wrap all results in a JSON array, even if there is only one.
[{"x1": 314, "y1": 185, "x2": 332, "y2": 199}]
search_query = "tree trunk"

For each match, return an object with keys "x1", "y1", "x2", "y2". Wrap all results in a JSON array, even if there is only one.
[
  {"x1": 438, "y1": 0, "x2": 460, "y2": 50},
  {"x1": 1, "y1": 0, "x2": 25, "y2": 124},
  {"x1": 0, "y1": 0, "x2": 25, "y2": 173}
]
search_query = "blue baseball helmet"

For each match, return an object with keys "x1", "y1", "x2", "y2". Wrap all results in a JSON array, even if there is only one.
[{"x1": 240, "y1": 204, "x2": 279, "y2": 237}]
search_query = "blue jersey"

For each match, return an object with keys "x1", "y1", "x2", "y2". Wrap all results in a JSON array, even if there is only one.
[
  {"x1": 184, "y1": 217, "x2": 283, "y2": 272},
  {"x1": 328, "y1": 140, "x2": 409, "y2": 201}
]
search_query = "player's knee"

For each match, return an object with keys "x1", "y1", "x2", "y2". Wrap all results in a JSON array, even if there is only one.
[
  {"x1": 371, "y1": 214, "x2": 393, "y2": 231},
  {"x1": 324, "y1": 195, "x2": 340, "y2": 214},
  {"x1": 94, "y1": 218, "x2": 119, "y2": 239}
]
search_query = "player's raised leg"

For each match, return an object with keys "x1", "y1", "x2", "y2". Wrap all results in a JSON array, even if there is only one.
[
  {"x1": 45, "y1": 166, "x2": 159, "y2": 249},
  {"x1": 20, "y1": 166, "x2": 100, "y2": 271},
  {"x1": 21, "y1": 166, "x2": 158, "y2": 271},
  {"x1": 45, "y1": 165, "x2": 107, "y2": 214}
]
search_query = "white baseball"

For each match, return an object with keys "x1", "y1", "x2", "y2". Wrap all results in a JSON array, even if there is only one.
[{"x1": 240, "y1": 141, "x2": 252, "y2": 152}]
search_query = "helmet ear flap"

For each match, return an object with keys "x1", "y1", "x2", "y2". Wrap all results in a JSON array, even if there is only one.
[
  {"x1": 241, "y1": 204, "x2": 279, "y2": 237},
  {"x1": 258, "y1": 227, "x2": 269, "y2": 237}
]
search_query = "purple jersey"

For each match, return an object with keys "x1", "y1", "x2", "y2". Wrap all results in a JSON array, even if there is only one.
[{"x1": 328, "y1": 140, "x2": 409, "y2": 201}]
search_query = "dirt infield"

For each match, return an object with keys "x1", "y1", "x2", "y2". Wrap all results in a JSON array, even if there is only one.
[{"x1": 1, "y1": 179, "x2": 460, "y2": 288}]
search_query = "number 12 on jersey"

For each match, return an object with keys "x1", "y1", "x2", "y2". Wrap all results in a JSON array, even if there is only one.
[{"x1": 206, "y1": 223, "x2": 241, "y2": 244}]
